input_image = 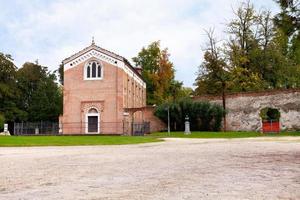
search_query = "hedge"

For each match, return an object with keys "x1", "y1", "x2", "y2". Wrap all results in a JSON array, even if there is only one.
[{"x1": 154, "y1": 98, "x2": 225, "y2": 131}]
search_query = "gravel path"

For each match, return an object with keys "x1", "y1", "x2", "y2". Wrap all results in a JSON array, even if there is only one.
[{"x1": 0, "y1": 137, "x2": 300, "y2": 200}]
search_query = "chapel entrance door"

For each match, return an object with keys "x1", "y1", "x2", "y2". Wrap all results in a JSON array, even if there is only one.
[{"x1": 88, "y1": 116, "x2": 98, "y2": 133}]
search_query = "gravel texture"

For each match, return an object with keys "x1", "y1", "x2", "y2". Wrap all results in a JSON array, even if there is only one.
[{"x1": 0, "y1": 137, "x2": 300, "y2": 200}]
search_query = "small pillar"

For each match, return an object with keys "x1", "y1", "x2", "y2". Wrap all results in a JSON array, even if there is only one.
[
  {"x1": 4, "y1": 124, "x2": 10, "y2": 135},
  {"x1": 184, "y1": 115, "x2": 191, "y2": 135}
]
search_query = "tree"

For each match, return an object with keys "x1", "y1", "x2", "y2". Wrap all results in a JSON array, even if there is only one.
[
  {"x1": 133, "y1": 41, "x2": 176, "y2": 105},
  {"x1": 194, "y1": 0, "x2": 300, "y2": 96},
  {"x1": 225, "y1": 1, "x2": 296, "y2": 90},
  {"x1": 273, "y1": 0, "x2": 300, "y2": 87},
  {"x1": 194, "y1": 28, "x2": 229, "y2": 130},
  {"x1": 168, "y1": 80, "x2": 193, "y2": 101},
  {"x1": 274, "y1": 0, "x2": 300, "y2": 64},
  {"x1": 226, "y1": 67, "x2": 266, "y2": 92},
  {"x1": 227, "y1": 0, "x2": 258, "y2": 70},
  {"x1": 0, "y1": 53, "x2": 26, "y2": 122},
  {"x1": 57, "y1": 63, "x2": 64, "y2": 85},
  {"x1": 0, "y1": 114, "x2": 4, "y2": 130},
  {"x1": 17, "y1": 62, "x2": 62, "y2": 122}
]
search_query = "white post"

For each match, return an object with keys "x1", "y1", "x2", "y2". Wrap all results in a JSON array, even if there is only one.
[
  {"x1": 59, "y1": 123, "x2": 62, "y2": 134},
  {"x1": 35, "y1": 127, "x2": 39, "y2": 135},
  {"x1": 184, "y1": 115, "x2": 191, "y2": 135},
  {"x1": 4, "y1": 124, "x2": 10, "y2": 135},
  {"x1": 4, "y1": 124, "x2": 8, "y2": 132}
]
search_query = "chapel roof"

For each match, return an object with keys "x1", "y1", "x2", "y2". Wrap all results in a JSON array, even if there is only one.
[{"x1": 62, "y1": 41, "x2": 144, "y2": 80}]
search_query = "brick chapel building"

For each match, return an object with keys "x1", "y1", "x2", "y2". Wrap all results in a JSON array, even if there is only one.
[{"x1": 60, "y1": 40, "x2": 149, "y2": 134}]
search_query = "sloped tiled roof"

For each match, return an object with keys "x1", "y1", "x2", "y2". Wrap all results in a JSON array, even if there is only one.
[
  {"x1": 62, "y1": 43, "x2": 144, "y2": 80},
  {"x1": 63, "y1": 43, "x2": 124, "y2": 64}
]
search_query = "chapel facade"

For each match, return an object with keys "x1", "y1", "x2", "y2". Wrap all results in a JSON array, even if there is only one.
[{"x1": 60, "y1": 41, "x2": 147, "y2": 134}]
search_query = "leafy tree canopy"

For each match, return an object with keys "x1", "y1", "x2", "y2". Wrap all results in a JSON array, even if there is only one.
[{"x1": 133, "y1": 41, "x2": 188, "y2": 105}]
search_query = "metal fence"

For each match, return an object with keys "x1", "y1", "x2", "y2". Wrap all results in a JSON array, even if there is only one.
[
  {"x1": 262, "y1": 120, "x2": 280, "y2": 133},
  {"x1": 14, "y1": 122, "x2": 59, "y2": 135},
  {"x1": 62, "y1": 122, "x2": 125, "y2": 135},
  {"x1": 13, "y1": 121, "x2": 150, "y2": 136},
  {"x1": 132, "y1": 122, "x2": 150, "y2": 136}
]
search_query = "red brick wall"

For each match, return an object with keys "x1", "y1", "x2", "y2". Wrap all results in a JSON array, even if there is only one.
[
  {"x1": 143, "y1": 107, "x2": 166, "y2": 133},
  {"x1": 62, "y1": 58, "x2": 125, "y2": 134}
]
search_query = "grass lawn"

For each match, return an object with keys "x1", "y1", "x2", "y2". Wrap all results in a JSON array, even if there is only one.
[
  {"x1": 1, "y1": 132, "x2": 299, "y2": 147},
  {"x1": 0, "y1": 136, "x2": 162, "y2": 147},
  {"x1": 151, "y1": 131, "x2": 300, "y2": 138}
]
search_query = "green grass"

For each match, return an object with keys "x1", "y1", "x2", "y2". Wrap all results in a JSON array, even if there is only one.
[
  {"x1": 0, "y1": 136, "x2": 162, "y2": 147},
  {"x1": 151, "y1": 131, "x2": 300, "y2": 138},
  {"x1": 1, "y1": 132, "x2": 299, "y2": 147}
]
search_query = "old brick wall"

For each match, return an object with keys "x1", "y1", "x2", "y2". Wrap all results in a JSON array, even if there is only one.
[
  {"x1": 194, "y1": 89, "x2": 300, "y2": 132},
  {"x1": 143, "y1": 107, "x2": 167, "y2": 133}
]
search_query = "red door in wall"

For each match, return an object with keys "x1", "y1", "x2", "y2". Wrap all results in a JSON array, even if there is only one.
[{"x1": 262, "y1": 120, "x2": 280, "y2": 133}]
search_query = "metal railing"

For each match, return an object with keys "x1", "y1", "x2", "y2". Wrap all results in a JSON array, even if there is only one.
[
  {"x1": 262, "y1": 120, "x2": 280, "y2": 133},
  {"x1": 13, "y1": 121, "x2": 151, "y2": 136},
  {"x1": 132, "y1": 122, "x2": 150, "y2": 136},
  {"x1": 14, "y1": 122, "x2": 59, "y2": 135}
]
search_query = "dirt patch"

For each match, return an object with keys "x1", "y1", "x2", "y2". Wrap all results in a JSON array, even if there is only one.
[{"x1": 0, "y1": 137, "x2": 300, "y2": 200}]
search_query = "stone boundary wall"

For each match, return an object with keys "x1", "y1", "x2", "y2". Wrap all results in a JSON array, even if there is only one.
[{"x1": 194, "y1": 89, "x2": 300, "y2": 131}]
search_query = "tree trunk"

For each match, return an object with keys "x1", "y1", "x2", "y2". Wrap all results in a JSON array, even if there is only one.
[{"x1": 222, "y1": 83, "x2": 227, "y2": 132}]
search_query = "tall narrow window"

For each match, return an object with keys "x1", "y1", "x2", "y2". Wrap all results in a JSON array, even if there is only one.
[
  {"x1": 97, "y1": 65, "x2": 101, "y2": 77},
  {"x1": 92, "y1": 62, "x2": 96, "y2": 78},
  {"x1": 87, "y1": 66, "x2": 90, "y2": 78}
]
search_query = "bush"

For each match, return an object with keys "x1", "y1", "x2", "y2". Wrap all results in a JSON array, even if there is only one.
[
  {"x1": 154, "y1": 98, "x2": 225, "y2": 131},
  {"x1": 0, "y1": 114, "x2": 5, "y2": 131},
  {"x1": 260, "y1": 107, "x2": 280, "y2": 121}
]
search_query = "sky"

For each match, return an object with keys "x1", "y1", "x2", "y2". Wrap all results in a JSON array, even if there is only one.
[{"x1": 0, "y1": 0, "x2": 279, "y2": 88}]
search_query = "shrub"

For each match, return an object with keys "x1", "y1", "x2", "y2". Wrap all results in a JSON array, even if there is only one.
[
  {"x1": 260, "y1": 107, "x2": 280, "y2": 121},
  {"x1": 0, "y1": 114, "x2": 5, "y2": 131},
  {"x1": 154, "y1": 98, "x2": 225, "y2": 131}
]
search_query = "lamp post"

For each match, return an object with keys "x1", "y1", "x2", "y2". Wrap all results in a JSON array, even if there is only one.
[
  {"x1": 184, "y1": 115, "x2": 191, "y2": 135},
  {"x1": 168, "y1": 106, "x2": 170, "y2": 136},
  {"x1": 154, "y1": 104, "x2": 170, "y2": 136}
]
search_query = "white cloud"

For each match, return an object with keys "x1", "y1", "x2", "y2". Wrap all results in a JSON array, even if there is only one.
[{"x1": 0, "y1": 0, "x2": 278, "y2": 87}]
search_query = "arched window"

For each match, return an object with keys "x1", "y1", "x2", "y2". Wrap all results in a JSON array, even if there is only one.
[
  {"x1": 85, "y1": 61, "x2": 103, "y2": 80},
  {"x1": 97, "y1": 65, "x2": 101, "y2": 77},
  {"x1": 87, "y1": 66, "x2": 90, "y2": 78},
  {"x1": 92, "y1": 62, "x2": 96, "y2": 77}
]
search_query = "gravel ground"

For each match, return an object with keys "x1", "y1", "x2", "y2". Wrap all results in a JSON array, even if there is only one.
[{"x1": 0, "y1": 137, "x2": 300, "y2": 200}]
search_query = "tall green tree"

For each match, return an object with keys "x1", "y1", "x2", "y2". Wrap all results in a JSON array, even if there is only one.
[
  {"x1": 57, "y1": 63, "x2": 64, "y2": 85},
  {"x1": 194, "y1": 29, "x2": 228, "y2": 95},
  {"x1": 274, "y1": 0, "x2": 300, "y2": 64},
  {"x1": 272, "y1": 0, "x2": 300, "y2": 87},
  {"x1": 0, "y1": 53, "x2": 26, "y2": 122},
  {"x1": 227, "y1": 1, "x2": 258, "y2": 70},
  {"x1": 195, "y1": 1, "x2": 300, "y2": 96},
  {"x1": 194, "y1": 29, "x2": 229, "y2": 130},
  {"x1": 168, "y1": 80, "x2": 193, "y2": 102},
  {"x1": 17, "y1": 62, "x2": 62, "y2": 122},
  {"x1": 225, "y1": 1, "x2": 298, "y2": 90}
]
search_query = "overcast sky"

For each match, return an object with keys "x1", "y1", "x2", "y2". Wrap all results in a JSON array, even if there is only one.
[{"x1": 0, "y1": 0, "x2": 279, "y2": 87}]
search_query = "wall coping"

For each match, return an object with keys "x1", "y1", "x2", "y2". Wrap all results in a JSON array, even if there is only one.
[{"x1": 193, "y1": 88, "x2": 300, "y2": 101}]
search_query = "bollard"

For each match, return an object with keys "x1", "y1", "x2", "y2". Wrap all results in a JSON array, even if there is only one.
[
  {"x1": 3, "y1": 124, "x2": 10, "y2": 135},
  {"x1": 35, "y1": 127, "x2": 39, "y2": 135},
  {"x1": 4, "y1": 124, "x2": 8, "y2": 132}
]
